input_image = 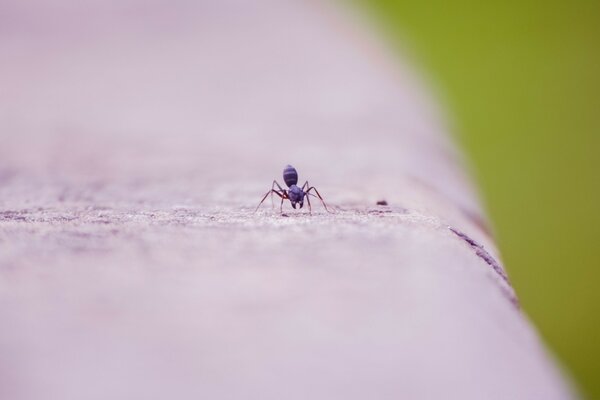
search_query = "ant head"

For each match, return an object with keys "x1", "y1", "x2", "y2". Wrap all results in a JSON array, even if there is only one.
[
  {"x1": 287, "y1": 185, "x2": 304, "y2": 209},
  {"x1": 283, "y1": 165, "x2": 298, "y2": 187}
]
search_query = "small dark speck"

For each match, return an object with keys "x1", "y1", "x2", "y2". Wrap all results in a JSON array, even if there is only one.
[
  {"x1": 376, "y1": 200, "x2": 388, "y2": 206},
  {"x1": 281, "y1": 213, "x2": 289, "y2": 217}
]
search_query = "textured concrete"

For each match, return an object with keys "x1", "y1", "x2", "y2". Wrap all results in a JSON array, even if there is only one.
[{"x1": 0, "y1": 1, "x2": 572, "y2": 399}]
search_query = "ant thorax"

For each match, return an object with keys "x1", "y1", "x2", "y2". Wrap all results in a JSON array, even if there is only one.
[{"x1": 288, "y1": 185, "x2": 304, "y2": 203}]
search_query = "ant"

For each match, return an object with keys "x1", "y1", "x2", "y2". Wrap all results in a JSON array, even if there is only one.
[{"x1": 255, "y1": 165, "x2": 332, "y2": 214}]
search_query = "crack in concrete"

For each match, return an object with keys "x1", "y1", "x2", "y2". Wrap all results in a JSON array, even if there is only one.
[{"x1": 448, "y1": 226, "x2": 519, "y2": 308}]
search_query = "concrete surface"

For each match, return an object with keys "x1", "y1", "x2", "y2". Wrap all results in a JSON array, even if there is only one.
[{"x1": 0, "y1": 1, "x2": 572, "y2": 399}]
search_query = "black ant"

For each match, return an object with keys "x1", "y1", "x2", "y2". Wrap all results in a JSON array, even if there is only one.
[{"x1": 255, "y1": 165, "x2": 331, "y2": 214}]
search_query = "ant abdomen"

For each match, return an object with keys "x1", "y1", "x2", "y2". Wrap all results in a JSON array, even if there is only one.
[{"x1": 283, "y1": 165, "x2": 298, "y2": 187}]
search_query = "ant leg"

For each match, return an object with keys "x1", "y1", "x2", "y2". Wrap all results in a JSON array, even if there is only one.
[
  {"x1": 300, "y1": 181, "x2": 312, "y2": 215},
  {"x1": 305, "y1": 186, "x2": 333, "y2": 213},
  {"x1": 270, "y1": 180, "x2": 286, "y2": 208},
  {"x1": 279, "y1": 190, "x2": 290, "y2": 214},
  {"x1": 255, "y1": 189, "x2": 285, "y2": 213},
  {"x1": 304, "y1": 192, "x2": 312, "y2": 215}
]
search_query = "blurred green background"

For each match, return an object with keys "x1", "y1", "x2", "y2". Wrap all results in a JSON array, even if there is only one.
[{"x1": 354, "y1": 0, "x2": 600, "y2": 397}]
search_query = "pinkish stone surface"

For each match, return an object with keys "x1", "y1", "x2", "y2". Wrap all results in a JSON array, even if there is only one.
[{"x1": 0, "y1": 1, "x2": 573, "y2": 399}]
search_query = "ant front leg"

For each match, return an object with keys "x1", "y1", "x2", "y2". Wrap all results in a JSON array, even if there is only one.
[
  {"x1": 255, "y1": 188, "x2": 286, "y2": 213},
  {"x1": 305, "y1": 183, "x2": 333, "y2": 213},
  {"x1": 301, "y1": 181, "x2": 312, "y2": 215},
  {"x1": 304, "y1": 191, "x2": 312, "y2": 215},
  {"x1": 280, "y1": 192, "x2": 287, "y2": 214},
  {"x1": 270, "y1": 180, "x2": 286, "y2": 208}
]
